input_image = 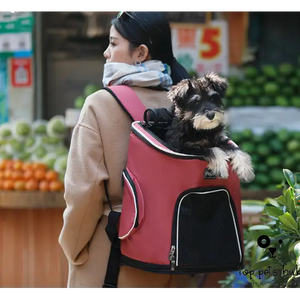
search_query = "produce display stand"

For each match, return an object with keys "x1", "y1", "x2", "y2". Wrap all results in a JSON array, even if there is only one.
[
  {"x1": 0, "y1": 191, "x2": 68, "y2": 288},
  {"x1": 0, "y1": 191, "x2": 65, "y2": 208}
]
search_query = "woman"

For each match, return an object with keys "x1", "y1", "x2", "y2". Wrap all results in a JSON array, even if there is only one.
[{"x1": 59, "y1": 11, "x2": 200, "y2": 288}]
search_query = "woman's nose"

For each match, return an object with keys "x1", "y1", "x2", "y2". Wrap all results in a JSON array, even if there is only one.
[{"x1": 103, "y1": 47, "x2": 109, "y2": 59}]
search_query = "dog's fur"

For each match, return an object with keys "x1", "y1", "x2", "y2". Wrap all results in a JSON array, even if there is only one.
[{"x1": 165, "y1": 73, "x2": 255, "y2": 182}]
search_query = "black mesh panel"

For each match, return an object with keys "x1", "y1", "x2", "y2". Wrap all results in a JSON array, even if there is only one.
[{"x1": 177, "y1": 190, "x2": 241, "y2": 268}]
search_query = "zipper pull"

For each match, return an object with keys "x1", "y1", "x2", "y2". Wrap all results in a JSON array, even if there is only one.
[{"x1": 168, "y1": 245, "x2": 176, "y2": 271}]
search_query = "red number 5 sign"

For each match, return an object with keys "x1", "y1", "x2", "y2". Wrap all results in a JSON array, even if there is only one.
[
  {"x1": 199, "y1": 27, "x2": 221, "y2": 60},
  {"x1": 172, "y1": 21, "x2": 228, "y2": 75}
]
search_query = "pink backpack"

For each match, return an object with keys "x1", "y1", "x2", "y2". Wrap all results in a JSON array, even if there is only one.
[{"x1": 103, "y1": 85, "x2": 244, "y2": 288}]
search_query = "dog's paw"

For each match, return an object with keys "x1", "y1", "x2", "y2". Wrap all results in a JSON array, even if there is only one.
[
  {"x1": 208, "y1": 148, "x2": 229, "y2": 179},
  {"x1": 239, "y1": 168, "x2": 255, "y2": 183},
  {"x1": 230, "y1": 150, "x2": 255, "y2": 182}
]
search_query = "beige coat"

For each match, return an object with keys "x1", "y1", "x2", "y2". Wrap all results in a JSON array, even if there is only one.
[{"x1": 58, "y1": 87, "x2": 201, "y2": 288}]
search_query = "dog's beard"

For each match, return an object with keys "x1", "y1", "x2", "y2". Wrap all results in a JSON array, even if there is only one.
[{"x1": 192, "y1": 111, "x2": 224, "y2": 130}]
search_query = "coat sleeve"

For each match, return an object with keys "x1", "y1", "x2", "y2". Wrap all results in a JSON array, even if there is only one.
[{"x1": 58, "y1": 93, "x2": 109, "y2": 265}]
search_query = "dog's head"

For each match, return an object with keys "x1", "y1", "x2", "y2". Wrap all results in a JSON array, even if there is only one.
[{"x1": 168, "y1": 72, "x2": 228, "y2": 131}]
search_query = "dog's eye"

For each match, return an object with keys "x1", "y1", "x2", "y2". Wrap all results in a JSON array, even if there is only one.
[{"x1": 210, "y1": 93, "x2": 220, "y2": 102}]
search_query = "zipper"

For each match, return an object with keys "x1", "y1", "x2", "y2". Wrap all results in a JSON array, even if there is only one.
[
  {"x1": 168, "y1": 245, "x2": 176, "y2": 271},
  {"x1": 170, "y1": 187, "x2": 243, "y2": 271},
  {"x1": 131, "y1": 122, "x2": 206, "y2": 161}
]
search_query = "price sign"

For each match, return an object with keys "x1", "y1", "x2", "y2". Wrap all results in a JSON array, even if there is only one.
[
  {"x1": 172, "y1": 20, "x2": 229, "y2": 76},
  {"x1": 11, "y1": 57, "x2": 32, "y2": 87}
]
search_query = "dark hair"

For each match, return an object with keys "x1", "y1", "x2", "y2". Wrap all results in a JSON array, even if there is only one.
[{"x1": 111, "y1": 12, "x2": 190, "y2": 85}]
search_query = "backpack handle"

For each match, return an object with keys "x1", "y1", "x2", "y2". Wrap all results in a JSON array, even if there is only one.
[{"x1": 104, "y1": 85, "x2": 146, "y2": 122}]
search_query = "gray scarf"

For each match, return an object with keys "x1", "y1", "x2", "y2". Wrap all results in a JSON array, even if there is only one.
[{"x1": 102, "y1": 60, "x2": 173, "y2": 90}]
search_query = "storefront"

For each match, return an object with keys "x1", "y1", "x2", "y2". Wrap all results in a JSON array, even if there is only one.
[{"x1": 1, "y1": 11, "x2": 300, "y2": 288}]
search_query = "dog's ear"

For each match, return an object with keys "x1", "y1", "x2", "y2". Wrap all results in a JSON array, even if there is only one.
[
  {"x1": 204, "y1": 73, "x2": 228, "y2": 98},
  {"x1": 167, "y1": 79, "x2": 194, "y2": 105}
]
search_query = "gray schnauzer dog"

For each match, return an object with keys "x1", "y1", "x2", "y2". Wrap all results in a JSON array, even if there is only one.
[{"x1": 165, "y1": 73, "x2": 255, "y2": 182}]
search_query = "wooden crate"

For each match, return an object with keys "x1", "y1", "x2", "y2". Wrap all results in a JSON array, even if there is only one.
[{"x1": 0, "y1": 191, "x2": 65, "y2": 209}]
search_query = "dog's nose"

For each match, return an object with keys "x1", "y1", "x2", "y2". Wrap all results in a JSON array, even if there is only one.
[{"x1": 206, "y1": 111, "x2": 215, "y2": 120}]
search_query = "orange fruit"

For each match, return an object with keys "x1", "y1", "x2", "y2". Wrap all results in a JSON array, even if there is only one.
[
  {"x1": 22, "y1": 162, "x2": 34, "y2": 172},
  {"x1": 12, "y1": 160, "x2": 23, "y2": 171},
  {"x1": 5, "y1": 160, "x2": 14, "y2": 170},
  {"x1": 32, "y1": 162, "x2": 48, "y2": 172},
  {"x1": 3, "y1": 169, "x2": 13, "y2": 180},
  {"x1": 2, "y1": 179, "x2": 14, "y2": 190},
  {"x1": 23, "y1": 169, "x2": 34, "y2": 180},
  {"x1": 49, "y1": 180, "x2": 64, "y2": 192},
  {"x1": 0, "y1": 160, "x2": 7, "y2": 170},
  {"x1": 14, "y1": 180, "x2": 26, "y2": 191},
  {"x1": 45, "y1": 170, "x2": 59, "y2": 182},
  {"x1": 34, "y1": 169, "x2": 46, "y2": 181},
  {"x1": 0, "y1": 170, "x2": 4, "y2": 180},
  {"x1": 25, "y1": 179, "x2": 39, "y2": 191},
  {"x1": 39, "y1": 180, "x2": 49, "y2": 192},
  {"x1": 11, "y1": 170, "x2": 23, "y2": 181}
]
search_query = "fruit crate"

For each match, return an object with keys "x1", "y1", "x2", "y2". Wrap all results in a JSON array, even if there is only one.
[{"x1": 0, "y1": 191, "x2": 65, "y2": 208}]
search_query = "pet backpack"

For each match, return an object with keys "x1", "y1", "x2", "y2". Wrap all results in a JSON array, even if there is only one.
[{"x1": 103, "y1": 85, "x2": 244, "y2": 288}]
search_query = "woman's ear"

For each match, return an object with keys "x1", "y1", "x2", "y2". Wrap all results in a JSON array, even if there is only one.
[{"x1": 136, "y1": 44, "x2": 149, "y2": 62}]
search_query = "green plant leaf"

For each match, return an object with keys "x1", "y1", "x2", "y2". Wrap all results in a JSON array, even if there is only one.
[
  {"x1": 251, "y1": 259, "x2": 282, "y2": 271},
  {"x1": 264, "y1": 203, "x2": 284, "y2": 218},
  {"x1": 245, "y1": 273, "x2": 262, "y2": 287},
  {"x1": 295, "y1": 189, "x2": 300, "y2": 202},
  {"x1": 278, "y1": 213, "x2": 299, "y2": 233},
  {"x1": 283, "y1": 169, "x2": 295, "y2": 188},
  {"x1": 288, "y1": 241, "x2": 299, "y2": 260},
  {"x1": 251, "y1": 259, "x2": 273, "y2": 271},
  {"x1": 280, "y1": 224, "x2": 297, "y2": 232},
  {"x1": 248, "y1": 225, "x2": 271, "y2": 231},
  {"x1": 242, "y1": 200, "x2": 266, "y2": 207},
  {"x1": 265, "y1": 198, "x2": 281, "y2": 207},
  {"x1": 276, "y1": 195, "x2": 287, "y2": 207},
  {"x1": 285, "y1": 188, "x2": 296, "y2": 217}
]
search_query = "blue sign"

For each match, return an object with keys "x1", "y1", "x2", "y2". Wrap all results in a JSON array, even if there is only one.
[{"x1": 0, "y1": 59, "x2": 9, "y2": 124}]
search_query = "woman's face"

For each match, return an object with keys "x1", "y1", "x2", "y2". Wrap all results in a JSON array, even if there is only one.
[{"x1": 103, "y1": 25, "x2": 137, "y2": 64}]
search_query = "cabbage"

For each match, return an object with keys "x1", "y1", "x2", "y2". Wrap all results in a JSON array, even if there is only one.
[
  {"x1": 16, "y1": 151, "x2": 31, "y2": 161},
  {"x1": 54, "y1": 145, "x2": 69, "y2": 156},
  {"x1": 0, "y1": 123, "x2": 12, "y2": 140},
  {"x1": 41, "y1": 135, "x2": 64, "y2": 150},
  {"x1": 12, "y1": 119, "x2": 32, "y2": 140},
  {"x1": 31, "y1": 145, "x2": 47, "y2": 160},
  {"x1": 46, "y1": 116, "x2": 67, "y2": 139},
  {"x1": 5, "y1": 139, "x2": 24, "y2": 154},
  {"x1": 0, "y1": 140, "x2": 7, "y2": 151},
  {"x1": 0, "y1": 151, "x2": 13, "y2": 160},
  {"x1": 42, "y1": 153, "x2": 57, "y2": 170},
  {"x1": 24, "y1": 136, "x2": 42, "y2": 152},
  {"x1": 54, "y1": 155, "x2": 68, "y2": 174},
  {"x1": 32, "y1": 119, "x2": 48, "y2": 136}
]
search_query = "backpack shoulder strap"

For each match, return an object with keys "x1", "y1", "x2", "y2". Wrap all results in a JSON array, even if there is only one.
[
  {"x1": 102, "y1": 85, "x2": 145, "y2": 288},
  {"x1": 104, "y1": 85, "x2": 146, "y2": 122}
]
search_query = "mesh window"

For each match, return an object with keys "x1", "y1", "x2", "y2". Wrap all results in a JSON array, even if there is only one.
[{"x1": 177, "y1": 190, "x2": 241, "y2": 268}]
